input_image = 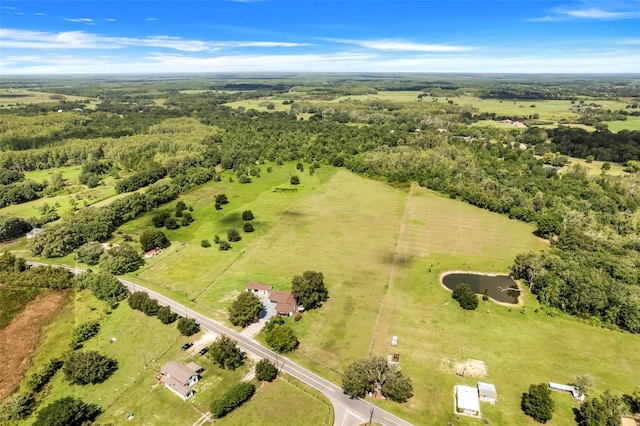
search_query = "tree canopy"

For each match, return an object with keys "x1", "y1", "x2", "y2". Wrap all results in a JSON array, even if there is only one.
[
  {"x1": 33, "y1": 397, "x2": 101, "y2": 426},
  {"x1": 521, "y1": 383, "x2": 555, "y2": 423},
  {"x1": 228, "y1": 291, "x2": 263, "y2": 327},
  {"x1": 291, "y1": 270, "x2": 328, "y2": 310},
  {"x1": 342, "y1": 357, "x2": 413, "y2": 403},
  {"x1": 62, "y1": 351, "x2": 118, "y2": 385},
  {"x1": 264, "y1": 324, "x2": 299, "y2": 353},
  {"x1": 208, "y1": 335, "x2": 246, "y2": 370}
]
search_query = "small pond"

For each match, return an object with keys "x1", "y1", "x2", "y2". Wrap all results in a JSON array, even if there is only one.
[{"x1": 441, "y1": 272, "x2": 520, "y2": 304}]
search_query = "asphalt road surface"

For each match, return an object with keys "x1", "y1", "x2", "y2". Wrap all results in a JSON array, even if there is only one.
[{"x1": 26, "y1": 262, "x2": 413, "y2": 426}]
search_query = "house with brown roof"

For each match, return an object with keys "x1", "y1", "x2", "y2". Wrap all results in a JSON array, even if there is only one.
[
  {"x1": 268, "y1": 290, "x2": 297, "y2": 316},
  {"x1": 246, "y1": 282, "x2": 273, "y2": 297},
  {"x1": 160, "y1": 361, "x2": 202, "y2": 400}
]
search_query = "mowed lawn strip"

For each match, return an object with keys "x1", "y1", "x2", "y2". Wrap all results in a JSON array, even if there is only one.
[
  {"x1": 217, "y1": 376, "x2": 333, "y2": 426},
  {"x1": 371, "y1": 186, "x2": 640, "y2": 425}
]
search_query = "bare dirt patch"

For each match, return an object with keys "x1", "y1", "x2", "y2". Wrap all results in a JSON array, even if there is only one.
[
  {"x1": 441, "y1": 357, "x2": 487, "y2": 378},
  {"x1": 0, "y1": 290, "x2": 71, "y2": 401}
]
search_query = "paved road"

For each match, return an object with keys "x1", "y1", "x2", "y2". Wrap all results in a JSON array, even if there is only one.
[{"x1": 27, "y1": 262, "x2": 413, "y2": 426}]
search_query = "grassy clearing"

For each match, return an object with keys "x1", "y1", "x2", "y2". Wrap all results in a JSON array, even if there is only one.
[
  {"x1": 123, "y1": 164, "x2": 335, "y2": 303},
  {"x1": 564, "y1": 157, "x2": 627, "y2": 176},
  {"x1": 0, "y1": 90, "x2": 86, "y2": 107},
  {"x1": 218, "y1": 375, "x2": 333, "y2": 426},
  {"x1": 224, "y1": 98, "x2": 292, "y2": 112},
  {"x1": 0, "y1": 285, "x2": 41, "y2": 329},
  {"x1": 606, "y1": 116, "x2": 640, "y2": 132},
  {"x1": 370, "y1": 185, "x2": 640, "y2": 425},
  {"x1": 208, "y1": 169, "x2": 406, "y2": 370}
]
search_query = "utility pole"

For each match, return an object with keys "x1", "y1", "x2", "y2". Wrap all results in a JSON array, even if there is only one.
[{"x1": 369, "y1": 402, "x2": 374, "y2": 425}]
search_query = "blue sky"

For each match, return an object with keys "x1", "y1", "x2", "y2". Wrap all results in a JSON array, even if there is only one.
[{"x1": 1, "y1": 1, "x2": 639, "y2": 74}]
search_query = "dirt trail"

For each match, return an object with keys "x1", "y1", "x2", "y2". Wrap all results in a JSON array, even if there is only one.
[{"x1": 0, "y1": 290, "x2": 70, "y2": 401}]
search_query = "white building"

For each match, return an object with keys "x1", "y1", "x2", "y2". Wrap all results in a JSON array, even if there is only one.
[{"x1": 455, "y1": 385, "x2": 481, "y2": 416}]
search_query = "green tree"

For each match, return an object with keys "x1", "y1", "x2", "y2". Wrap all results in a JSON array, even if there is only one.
[
  {"x1": 451, "y1": 283, "x2": 479, "y2": 310},
  {"x1": 243, "y1": 222, "x2": 254, "y2": 233},
  {"x1": 157, "y1": 306, "x2": 178, "y2": 324},
  {"x1": 79, "y1": 271, "x2": 129, "y2": 303},
  {"x1": 228, "y1": 292, "x2": 263, "y2": 327},
  {"x1": 535, "y1": 213, "x2": 562, "y2": 239},
  {"x1": 99, "y1": 244, "x2": 144, "y2": 275},
  {"x1": 291, "y1": 270, "x2": 328, "y2": 310},
  {"x1": 227, "y1": 228, "x2": 242, "y2": 242},
  {"x1": 74, "y1": 241, "x2": 104, "y2": 265},
  {"x1": 602, "y1": 162, "x2": 611, "y2": 171},
  {"x1": 164, "y1": 217, "x2": 179, "y2": 229},
  {"x1": 139, "y1": 229, "x2": 170, "y2": 252},
  {"x1": 33, "y1": 397, "x2": 101, "y2": 426},
  {"x1": 63, "y1": 351, "x2": 118, "y2": 385},
  {"x1": 180, "y1": 212, "x2": 193, "y2": 226},
  {"x1": 26, "y1": 358, "x2": 63, "y2": 393},
  {"x1": 175, "y1": 200, "x2": 186, "y2": 217},
  {"x1": 210, "y1": 382, "x2": 255, "y2": 419},
  {"x1": 576, "y1": 391, "x2": 624, "y2": 426},
  {"x1": 152, "y1": 211, "x2": 170, "y2": 228},
  {"x1": 177, "y1": 317, "x2": 199, "y2": 336},
  {"x1": 219, "y1": 240, "x2": 231, "y2": 251},
  {"x1": 342, "y1": 357, "x2": 413, "y2": 402},
  {"x1": 242, "y1": 210, "x2": 254, "y2": 221},
  {"x1": 265, "y1": 324, "x2": 299, "y2": 353},
  {"x1": 0, "y1": 393, "x2": 35, "y2": 421},
  {"x1": 255, "y1": 359, "x2": 277, "y2": 382},
  {"x1": 208, "y1": 335, "x2": 246, "y2": 370},
  {"x1": 70, "y1": 320, "x2": 101, "y2": 349},
  {"x1": 572, "y1": 374, "x2": 594, "y2": 396},
  {"x1": 200, "y1": 239, "x2": 211, "y2": 248},
  {"x1": 215, "y1": 193, "x2": 229, "y2": 205},
  {"x1": 290, "y1": 175, "x2": 300, "y2": 185},
  {"x1": 521, "y1": 383, "x2": 555, "y2": 423}
]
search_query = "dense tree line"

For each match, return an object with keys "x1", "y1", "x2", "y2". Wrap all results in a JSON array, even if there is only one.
[
  {"x1": 0, "y1": 180, "x2": 45, "y2": 207},
  {"x1": 115, "y1": 162, "x2": 167, "y2": 193},
  {"x1": 545, "y1": 127, "x2": 640, "y2": 163}
]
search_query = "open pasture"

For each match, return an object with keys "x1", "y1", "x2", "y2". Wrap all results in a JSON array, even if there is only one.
[
  {"x1": 0, "y1": 89, "x2": 87, "y2": 107},
  {"x1": 369, "y1": 185, "x2": 640, "y2": 425}
]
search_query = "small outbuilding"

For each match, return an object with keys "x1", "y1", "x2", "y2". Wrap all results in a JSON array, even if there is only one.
[
  {"x1": 245, "y1": 282, "x2": 273, "y2": 297},
  {"x1": 144, "y1": 247, "x2": 162, "y2": 258},
  {"x1": 478, "y1": 382, "x2": 497, "y2": 404},
  {"x1": 26, "y1": 228, "x2": 44, "y2": 239},
  {"x1": 455, "y1": 385, "x2": 481, "y2": 417},
  {"x1": 549, "y1": 382, "x2": 584, "y2": 401}
]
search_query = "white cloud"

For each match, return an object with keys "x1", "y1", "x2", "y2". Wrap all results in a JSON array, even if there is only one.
[
  {"x1": 105, "y1": 18, "x2": 116, "y2": 22},
  {"x1": 530, "y1": 6, "x2": 640, "y2": 21},
  {"x1": 63, "y1": 17, "x2": 95, "y2": 25},
  {"x1": 145, "y1": 17, "x2": 158, "y2": 22},
  {"x1": 33, "y1": 13, "x2": 47, "y2": 16},
  {"x1": 618, "y1": 38, "x2": 640, "y2": 45},
  {"x1": 0, "y1": 28, "x2": 310, "y2": 52},
  {"x1": 564, "y1": 8, "x2": 635, "y2": 19},
  {"x1": 326, "y1": 38, "x2": 474, "y2": 52},
  {"x1": 2, "y1": 51, "x2": 638, "y2": 74}
]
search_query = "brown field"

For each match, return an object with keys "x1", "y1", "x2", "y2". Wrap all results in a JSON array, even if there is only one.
[{"x1": 0, "y1": 290, "x2": 71, "y2": 401}]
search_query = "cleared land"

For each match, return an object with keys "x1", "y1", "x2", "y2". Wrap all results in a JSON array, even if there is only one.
[
  {"x1": 218, "y1": 376, "x2": 333, "y2": 426},
  {"x1": 0, "y1": 289, "x2": 70, "y2": 401},
  {"x1": 370, "y1": 185, "x2": 640, "y2": 425}
]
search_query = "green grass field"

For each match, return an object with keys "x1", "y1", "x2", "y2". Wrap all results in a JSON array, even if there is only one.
[
  {"x1": 606, "y1": 116, "x2": 640, "y2": 132},
  {"x1": 218, "y1": 376, "x2": 333, "y2": 426},
  {"x1": 0, "y1": 90, "x2": 87, "y2": 108},
  {"x1": 368, "y1": 185, "x2": 640, "y2": 425}
]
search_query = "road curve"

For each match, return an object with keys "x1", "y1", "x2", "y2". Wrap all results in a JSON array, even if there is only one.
[{"x1": 26, "y1": 261, "x2": 413, "y2": 426}]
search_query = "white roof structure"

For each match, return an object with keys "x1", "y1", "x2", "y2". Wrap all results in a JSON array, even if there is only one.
[
  {"x1": 456, "y1": 385, "x2": 480, "y2": 414},
  {"x1": 478, "y1": 382, "x2": 497, "y2": 399}
]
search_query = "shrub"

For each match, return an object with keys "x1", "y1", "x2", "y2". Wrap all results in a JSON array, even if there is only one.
[
  {"x1": 521, "y1": 383, "x2": 555, "y2": 423},
  {"x1": 27, "y1": 358, "x2": 63, "y2": 393},
  {"x1": 243, "y1": 222, "x2": 254, "y2": 233},
  {"x1": 265, "y1": 324, "x2": 299, "y2": 353},
  {"x1": 139, "y1": 229, "x2": 170, "y2": 252},
  {"x1": 0, "y1": 393, "x2": 35, "y2": 421},
  {"x1": 177, "y1": 317, "x2": 199, "y2": 336},
  {"x1": 242, "y1": 210, "x2": 254, "y2": 221},
  {"x1": 200, "y1": 239, "x2": 211, "y2": 248},
  {"x1": 157, "y1": 306, "x2": 178, "y2": 324},
  {"x1": 452, "y1": 283, "x2": 479, "y2": 310},
  {"x1": 255, "y1": 359, "x2": 277, "y2": 382},
  {"x1": 70, "y1": 321, "x2": 101, "y2": 349},
  {"x1": 227, "y1": 228, "x2": 241, "y2": 242},
  {"x1": 63, "y1": 351, "x2": 118, "y2": 385},
  {"x1": 210, "y1": 382, "x2": 255, "y2": 419},
  {"x1": 290, "y1": 175, "x2": 300, "y2": 185},
  {"x1": 219, "y1": 240, "x2": 231, "y2": 251}
]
